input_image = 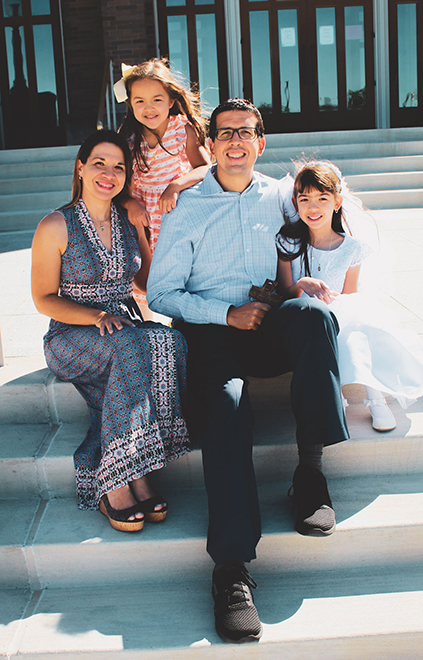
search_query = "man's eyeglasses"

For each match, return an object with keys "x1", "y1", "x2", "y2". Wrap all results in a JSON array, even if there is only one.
[{"x1": 214, "y1": 127, "x2": 259, "y2": 141}]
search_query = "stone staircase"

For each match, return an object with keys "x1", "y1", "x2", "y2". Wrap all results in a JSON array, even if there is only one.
[
  {"x1": 0, "y1": 145, "x2": 77, "y2": 233},
  {"x1": 1, "y1": 366, "x2": 423, "y2": 657},
  {"x1": 256, "y1": 125, "x2": 423, "y2": 210},
  {"x1": 1, "y1": 129, "x2": 423, "y2": 657},
  {"x1": 0, "y1": 126, "x2": 423, "y2": 236}
]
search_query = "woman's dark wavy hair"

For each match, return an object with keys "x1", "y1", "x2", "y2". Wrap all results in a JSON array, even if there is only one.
[
  {"x1": 118, "y1": 58, "x2": 207, "y2": 173},
  {"x1": 277, "y1": 161, "x2": 345, "y2": 277},
  {"x1": 65, "y1": 130, "x2": 132, "y2": 208}
]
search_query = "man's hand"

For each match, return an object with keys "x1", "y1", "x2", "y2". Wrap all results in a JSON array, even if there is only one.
[{"x1": 227, "y1": 302, "x2": 270, "y2": 330}]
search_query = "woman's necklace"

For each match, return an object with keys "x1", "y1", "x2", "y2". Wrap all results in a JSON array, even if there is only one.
[{"x1": 91, "y1": 217, "x2": 110, "y2": 231}]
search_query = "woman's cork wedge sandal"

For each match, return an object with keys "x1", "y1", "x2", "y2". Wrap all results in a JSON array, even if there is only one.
[
  {"x1": 138, "y1": 494, "x2": 168, "y2": 523},
  {"x1": 99, "y1": 494, "x2": 145, "y2": 532}
]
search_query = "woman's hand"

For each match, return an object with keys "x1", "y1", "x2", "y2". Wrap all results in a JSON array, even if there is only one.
[
  {"x1": 298, "y1": 277, "x2": 338, "y2": 304},
  {"x1": 95, "y1": 312, "x2": 135, "y2": 336},
  {"x1": 159, "y1": 183, "x2": 180, "y2": 213}
]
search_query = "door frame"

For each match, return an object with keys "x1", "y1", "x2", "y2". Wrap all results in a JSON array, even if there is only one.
[
  {"x1": 156, "y1": 0, "x2": 229, "y2": 105},
  {"x1": 239, "y1": 0, "x2": 376, "y2": 133},
  {"x1": 388, "y1": 0, "x2": 423, "y2": 127}
]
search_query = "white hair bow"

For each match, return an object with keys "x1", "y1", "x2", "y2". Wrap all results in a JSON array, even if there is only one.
[{"x1": 113, "y1": 63, "x2": 138, "y2": 103}]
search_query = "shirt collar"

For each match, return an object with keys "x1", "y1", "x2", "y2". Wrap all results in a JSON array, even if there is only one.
[{"x1": 201, "y1": 164, "x2": 260, "y2": 196}]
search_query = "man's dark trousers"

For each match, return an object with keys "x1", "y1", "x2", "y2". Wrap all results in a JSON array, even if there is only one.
[{"x1": 176, "y1": 297, "x2": 349, "y2": 564}]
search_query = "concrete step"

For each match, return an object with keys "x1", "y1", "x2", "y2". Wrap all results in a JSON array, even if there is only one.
[
  {"x1": 1, "y1": 357, "x2": 423, "y2": 494},
  {"x1": 0, "y1": 208, "x2": 64, "y2": 232},
  {"x1": 0, "y1": 190, "x2": 70, "y2": 213},
  {"x1": 1, "y1": 566, "x2": 423, "y2": 658},
  {"x1": 1, "y1": 473, "x2": 423, "y2": 589},
  {"x1": 346, "y1": 171, "x2": 423, "y2": 191},
  {"x1": 256, "y1": 154, "x2": 423, "y2": 178},
  {"x1": 357, "y1": 188, "x2": 423, "y2": 210},
  {"x1": 0, "y1": 159, "x2": 74, "y2": 180},
  {"x1": 1, "y1": 393, "x2": 423, "y2": 499},
  {"x1": 0, "y1": 145, "x2": 78, "y2": 165},
  {"x1": 0, "y1": 175, "x2": 72, "y2": 196},
  {"x1": 258, "y1": 139, "x2": 423, "y2": 165},
  {"x1": 263, "y1": 126, "x2": 423, "y2": 149}
]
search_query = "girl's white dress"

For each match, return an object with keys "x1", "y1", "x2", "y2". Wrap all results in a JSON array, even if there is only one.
[{"x1": 277, "y1": 233, "x2": 423, "y2": 404}]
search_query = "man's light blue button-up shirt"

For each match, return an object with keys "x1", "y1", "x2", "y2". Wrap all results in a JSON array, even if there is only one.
[{"x1": 147, "y1": 166, "x2": 285, "y2": 325}]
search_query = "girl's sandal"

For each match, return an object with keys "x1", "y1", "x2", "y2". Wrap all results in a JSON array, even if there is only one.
[
  {"x1": 99, "y1": 494, "x2": 144, "y2": 532},
  {"x1": 138, "y1": 494, "x2": 168, "y2": 523}
]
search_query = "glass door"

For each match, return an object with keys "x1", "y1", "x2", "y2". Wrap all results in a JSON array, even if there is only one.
[
  {"x1": 157, "y1": 0, "x2": 229, "y2": 113},
  {"x1": 388, "y1": 0, "x2": 423, "y2": 127},
  {"x1": 240, "y1": 0, "x2": 375, "y2": 132},
  {"x1": 0, "y1": 0, "x2": 66, "y2": 148}
]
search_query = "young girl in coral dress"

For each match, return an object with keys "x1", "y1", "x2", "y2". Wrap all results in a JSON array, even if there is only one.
[{"x1": 115, "y1": 58, "x2": 211, "y2": 252}]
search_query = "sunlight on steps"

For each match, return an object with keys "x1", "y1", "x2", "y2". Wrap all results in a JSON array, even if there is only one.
[
  {"x1": 2, "y1": 590, "x2": 422, "y2": 654},
  {"x1": 337, "y1": 492, "x2": 423, "y2": 529},
  {"x1": 260, "y1": 590, "x2": 423, "y2": 643}
]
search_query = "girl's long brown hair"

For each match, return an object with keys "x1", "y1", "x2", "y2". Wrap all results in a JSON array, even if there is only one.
[{"x1": 119, "y1": 58, "x2": 207, "y2": 173}]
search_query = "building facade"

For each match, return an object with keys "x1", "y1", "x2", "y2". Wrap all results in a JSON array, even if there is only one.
[{"x1": 0, "y1": 0, "x2": 422, "y2": 149}]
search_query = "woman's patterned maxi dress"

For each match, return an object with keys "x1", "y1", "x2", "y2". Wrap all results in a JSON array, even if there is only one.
[{"x1": 44, "y1": 200, "x2": 190, "y2": 509}]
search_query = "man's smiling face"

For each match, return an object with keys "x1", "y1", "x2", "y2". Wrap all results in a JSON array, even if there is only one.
[{"x1": 209, "y1": 110, "x2": 265, "y2": 190}]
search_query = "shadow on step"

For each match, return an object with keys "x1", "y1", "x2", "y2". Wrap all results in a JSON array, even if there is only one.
[{"x1": 2, "y1": 566, "x2": 423, "y2": 653}]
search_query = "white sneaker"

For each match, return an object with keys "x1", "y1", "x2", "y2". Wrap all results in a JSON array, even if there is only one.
[{"x1": 364, "y1": 398, "x2": 397, "y2": 431}]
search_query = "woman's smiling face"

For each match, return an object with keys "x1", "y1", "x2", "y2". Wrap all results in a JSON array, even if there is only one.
[{"x1": 78, "y1": 143, "x2": 126, "y2": 203}]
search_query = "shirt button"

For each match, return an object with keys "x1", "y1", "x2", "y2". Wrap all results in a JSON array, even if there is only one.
[{"x1": 246, "y1": 248, "x2": 250, "y2": 253}]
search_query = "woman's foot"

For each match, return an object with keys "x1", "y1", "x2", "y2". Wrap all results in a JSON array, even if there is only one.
[
  {"x1": 106, "y1": 485, "x2": 145, "y2": 520},
  {"x1": 99, "y1": 485, "x2": 144, "y2": 532},
  {"x1": 130, "y1": 476, "x2": 168, "y2": 522}
]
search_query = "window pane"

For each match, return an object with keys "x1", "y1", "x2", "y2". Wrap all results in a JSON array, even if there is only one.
[
  {"x1": 316, "y1": 6, "x2": 338, "y2": 111},
  {"x1": 167, "y1": 15, "x2": 190, "y2": 85},
  {"x1": 345, "y1": 6, "x2": 366, "y2": 110},
  {"x1": 31, "y1": 0, "x2": 50, "y2": 15},
  {"x1": 397, "y1": 3, "x2": 418, "y2": 107},
  {"x1": 250, "y1": 10, "x2": 272, "y2": 112},
  {"x1": 196, "y1": 14, "x2": 220, "y2": 110},
  {"x1": 5, "y1": 25, "x2": 28, "y2": 91},
  {"x1": 33, "y1": 24, "x2": 57, "y2": 126},
  {"x1": 3, "y1": 0, "x2": 23, "y2": 16},
  {"x1": 166, "y1": 0, "x2": 186, "y2": 6},
  {"x1": 278, "y1": 8, "x2": 300, "y2": 113},
  {"x1": 195, "y1": 0, "x2": 214, "y2": 5}
]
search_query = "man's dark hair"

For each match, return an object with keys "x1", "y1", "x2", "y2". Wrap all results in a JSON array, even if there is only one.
[{"x1": 208, "y1": 99, "x2": 265, "y2": 140}]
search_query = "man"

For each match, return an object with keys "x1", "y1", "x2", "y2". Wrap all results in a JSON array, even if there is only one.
[{"x1": 147, "y1": 99, "x2": 349, "y2": 643}]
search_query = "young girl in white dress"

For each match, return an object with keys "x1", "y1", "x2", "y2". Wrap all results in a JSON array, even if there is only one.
[{"x1": 276, "y1": 160, "x2": 423, "y2": 431}]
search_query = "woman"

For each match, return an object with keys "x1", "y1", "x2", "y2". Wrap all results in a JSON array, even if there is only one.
[{"x1": 31, "y1": 130, "x2": 190, "y2": 532}]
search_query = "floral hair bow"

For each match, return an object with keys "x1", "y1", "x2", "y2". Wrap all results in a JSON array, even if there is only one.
[{"x1": 113, "y1": 63, "x2": 138, "y2": 103}]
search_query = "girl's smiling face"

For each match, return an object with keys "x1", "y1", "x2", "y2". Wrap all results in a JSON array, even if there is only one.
[
  {"x1": 78, "y1": 143, "x2": 126, "y2": 204},
  {"x1": 129, "y1": 78, "x2": 174, "y2": 135},
  {"x1": 294, "y1": 187, "x2": 342, "y2": 234}
]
